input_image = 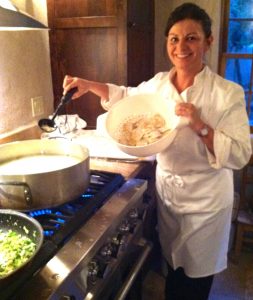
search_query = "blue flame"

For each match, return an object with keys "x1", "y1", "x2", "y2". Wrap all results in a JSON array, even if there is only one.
[
  {"x1": 44, "y1": 230, "x2": 54, "y2": 237},
  {"x1": 29, "y1": 209, "x2": 52, "y2": 217},
  {"x1": 81, "y1": 193, "x2": 93, "y2": 198}
]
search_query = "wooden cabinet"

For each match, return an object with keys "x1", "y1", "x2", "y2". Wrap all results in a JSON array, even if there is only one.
[
  {"x1": 127, "y1": 0, "x2": 154, "y2": 86},
  {"x1": 47, "y1": 0, "x2": 154, "y2": 128}
]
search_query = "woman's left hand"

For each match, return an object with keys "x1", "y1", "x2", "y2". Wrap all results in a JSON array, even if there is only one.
[
  {"x1": 175, "y1": 103, "x2": 214, "y2": 154},
  {"x1": 175, "y1": 102, "x2": 199, "y2": 124},
  {"x1": 175, "y1": 103, "x2": 206, "y2": 132}
]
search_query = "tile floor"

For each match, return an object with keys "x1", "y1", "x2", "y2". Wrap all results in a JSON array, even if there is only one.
[{"x1": 142, "y1": 249, "x2": 253, "y2": 300}]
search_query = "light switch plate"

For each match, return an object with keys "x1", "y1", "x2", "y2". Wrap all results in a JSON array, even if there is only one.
[{"x1": 31, "y1": 96, "x2": 44, "y2": 116}]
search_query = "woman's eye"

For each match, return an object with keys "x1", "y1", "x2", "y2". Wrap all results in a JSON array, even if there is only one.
[
  {"x1": 169, "y1": 37, "x2": 178, "y2": 44},
  {"x1": 187, "y1": 36, "x2": 197, "y2": 41}
]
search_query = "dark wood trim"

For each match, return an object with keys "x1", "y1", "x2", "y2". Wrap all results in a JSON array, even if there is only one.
[
  {"x1": 116, "y1": 0, "x2": 127, "y2": 84},
  {"x1": 222, "y1": 53, "x2": 253, "y2": 59},
  {"x1": 46, "y1": 0, "x2": 55, "y2": 28},
  {"x1": 53, "y1": 16, "x2": 118, "y2": 28},
  {"x1": 229, "y1": 18, "x2": 253, "y2": 22},
  {"x1": 218, "y1": 0, "x2": 229, "y2": 75}
]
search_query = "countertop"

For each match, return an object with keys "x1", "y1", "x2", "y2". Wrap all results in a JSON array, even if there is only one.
[
  {"x1": 90, "y1": 157, "x2": 154, "y2": 180},
  {"x1": 72, "y1": 129, "x2": 156, "y2": 180}
]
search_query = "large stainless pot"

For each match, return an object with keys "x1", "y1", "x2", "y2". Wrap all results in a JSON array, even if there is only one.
[{"x1": 0, "y1": 139, "x2": 90, "y2": 210}]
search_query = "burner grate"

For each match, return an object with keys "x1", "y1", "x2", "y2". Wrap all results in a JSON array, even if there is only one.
[{"x1": 27, "y1": 170, "x2": 124, "y2": 242}]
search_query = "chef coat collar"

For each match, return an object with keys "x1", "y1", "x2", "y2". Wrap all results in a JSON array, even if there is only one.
[{"x1": 168, "y1": 65, "x2": 210, "y2": 87}]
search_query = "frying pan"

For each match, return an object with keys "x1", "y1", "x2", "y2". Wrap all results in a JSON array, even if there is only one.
[{"x1": 0, "y1": 209, "x2": 44, "y2": 282}]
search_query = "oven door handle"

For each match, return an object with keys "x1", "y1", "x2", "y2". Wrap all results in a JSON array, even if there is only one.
[{"x1": 114, "y1": 238, "x2": 153, "y2": 300}]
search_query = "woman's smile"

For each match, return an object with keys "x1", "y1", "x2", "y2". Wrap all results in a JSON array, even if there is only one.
[{"x1": 175, "y1": 52, "x2": 192, "y2": 59}]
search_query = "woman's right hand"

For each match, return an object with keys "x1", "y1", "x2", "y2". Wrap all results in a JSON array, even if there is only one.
[
  {"x1": 63, "y1": 75, "x2": 109, "y2": 100},
  {"x1": 63, "y1": 75, "x2": 91, "y2": 99}
]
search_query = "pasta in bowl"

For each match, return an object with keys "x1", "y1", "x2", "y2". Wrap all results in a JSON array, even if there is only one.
[{"x1": 105, "y1": 93, "x2": 184, "y2": 157}]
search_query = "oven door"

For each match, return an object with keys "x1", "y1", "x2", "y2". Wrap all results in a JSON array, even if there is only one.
[{"x1": 114, "y1": 238, "x2": 153, "y2": 300}]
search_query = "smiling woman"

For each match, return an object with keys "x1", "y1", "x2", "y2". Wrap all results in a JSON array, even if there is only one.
[
  {"x1": 58, "y1": 3, "x2": 252, "y2": 300},
  {"x1": 166, "y1": 18, "x2": 213, "y2": 93},
  {"x1": 164, "y1": 3, "x2": 213, "y2": 93}
]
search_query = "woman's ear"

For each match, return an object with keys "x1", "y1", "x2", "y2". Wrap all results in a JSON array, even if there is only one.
[
  {"x1": 204, "y1": 35, "x2": 213, "y2": 52},
  {"x1": 207, "y1": 35, "x2": 214, "y2": 47}
]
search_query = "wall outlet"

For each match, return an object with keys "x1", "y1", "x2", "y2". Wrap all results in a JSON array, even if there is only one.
[{"x1": 31, "y1": 96, "x2": 44, "y2": 117}]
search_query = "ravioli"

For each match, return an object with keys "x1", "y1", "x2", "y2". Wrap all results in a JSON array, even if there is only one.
[{"x1": 118, "y1": 113, "x2": 170, "y2": 146}]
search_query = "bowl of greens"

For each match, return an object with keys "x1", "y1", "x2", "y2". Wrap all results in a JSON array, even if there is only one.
[{"x1": 0, "y1": 209, "x2": 44, "y2": 280}]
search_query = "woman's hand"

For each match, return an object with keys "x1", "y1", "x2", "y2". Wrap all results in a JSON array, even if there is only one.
[
  {"x1": 175, "y1": 102, "x2": 215, "y2": 155},
  {"x1": 175, "y1": 102, "x2": 204, "y2": 132},
  {"x1": 63, "y1": 75, "x2": 90, "y2": 99},
  {"x1": 63, "y1": 75, "x2": 109, "y2": 100}
]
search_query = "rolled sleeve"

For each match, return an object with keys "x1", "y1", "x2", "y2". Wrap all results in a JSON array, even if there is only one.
[
  {"x1": 207, "y1": 131, "x2": 232, "y2": 169},
  {"x1": 101, "y1": 84, "x2": 127, "y2": 110},
  {"x1": 207, "y1": 85, "x2": 252, "y2": 169}
]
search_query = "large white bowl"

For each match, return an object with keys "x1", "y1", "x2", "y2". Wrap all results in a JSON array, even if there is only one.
[{"x1": 105, "y1": 93, "x2": 183, "y2": 157}]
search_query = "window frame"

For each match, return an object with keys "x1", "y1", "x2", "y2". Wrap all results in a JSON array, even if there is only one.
[{"x1": 219, "y1": 0, "x2": 253, "y2": 132}]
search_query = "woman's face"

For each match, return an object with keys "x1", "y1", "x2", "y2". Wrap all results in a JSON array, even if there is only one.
[{"x1": 166, "y1": 19, "x2": 213, "y2": 74}]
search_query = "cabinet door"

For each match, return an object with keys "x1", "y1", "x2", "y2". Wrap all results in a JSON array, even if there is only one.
[
  {"x1": 127, "y1": 0, "x2": 154, "y2": 86},
  {"x1": 47, "y1": 0, "x2": 154, "y2": 128},
  {"x1": 47, "y1": 0, "x2": 127, "y2": 128}
]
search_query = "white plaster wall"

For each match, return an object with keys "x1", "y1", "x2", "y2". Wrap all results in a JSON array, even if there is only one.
[
  {"x1": 0, "y1": 0, "x2": 53, "y2": 137},
  {"x1": 155, "y1": 0, "x2": 222, "y2": 73}
]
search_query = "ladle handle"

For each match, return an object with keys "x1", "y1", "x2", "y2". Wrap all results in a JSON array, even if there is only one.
[
  {"x1": 61, "y1": 87, "x2": 78, "y2": 105},
  {"x1": 51, "y1": 87, "x2": 78, "y2": 120}
]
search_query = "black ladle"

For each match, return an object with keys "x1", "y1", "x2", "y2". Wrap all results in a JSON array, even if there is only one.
[{"x1": 38, "y1": 87, "x2": 78, "y2": 133}]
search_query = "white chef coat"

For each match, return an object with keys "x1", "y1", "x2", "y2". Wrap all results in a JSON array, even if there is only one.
[{"x1": 101, "y1": 66, "x2": 252, "y2": 277}]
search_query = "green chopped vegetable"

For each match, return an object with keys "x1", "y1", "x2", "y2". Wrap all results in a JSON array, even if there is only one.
[{"x1": 0, "y1": 229, "x2": 36, "y2": 278}]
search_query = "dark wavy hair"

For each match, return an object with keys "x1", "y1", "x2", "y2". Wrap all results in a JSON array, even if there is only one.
[{"x1": 164, "y1": 2, "x2": 212, "y2": 38}]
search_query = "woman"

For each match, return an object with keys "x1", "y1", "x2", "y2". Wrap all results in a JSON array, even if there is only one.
[{"x1": 63, "y1": 3, "x2": 252, "y2": 299}]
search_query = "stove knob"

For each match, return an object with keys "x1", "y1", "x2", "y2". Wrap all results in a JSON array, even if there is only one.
[
  {"x1": 129, "y1": 208, "x2": 139, "y2": 219},
  {"x1": 100, "y1": 243, "x2": 113, "y2": 260},
  {"x1": 111, "y1": 235, "x2": 120, "y2": 245},
  {"x1": 118, "y1": 220, "x2": 130, "y2": 234},
  {"x1": 129, "y1": 209, "x2": 140, "y2": 231},
  {"x1": 88, "y1": 260, "x2": 99, "y2": 284},
  {"x1": 111, "y1": 236, "x2": 121, "y2": 257},
  {"x1": 112, "y1": 235, "x2": 124, "y2": 246}
]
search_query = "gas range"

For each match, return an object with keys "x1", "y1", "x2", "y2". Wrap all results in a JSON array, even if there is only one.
[{"x1": 0, "y1": 170, "x2": 152, "y2": 300}]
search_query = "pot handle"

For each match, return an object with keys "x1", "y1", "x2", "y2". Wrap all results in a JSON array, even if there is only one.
[{"x1": 0, "y1": 181, "x2": 33, "y2": 205}]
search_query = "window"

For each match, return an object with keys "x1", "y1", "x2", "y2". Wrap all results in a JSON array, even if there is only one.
[{"x1": 219, "y1": 0, "x2": 253, "y2": 127}]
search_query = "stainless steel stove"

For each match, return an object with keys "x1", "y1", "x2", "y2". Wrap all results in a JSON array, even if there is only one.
[{"x1": 0, "y1": 170, "x2": 152, "y2": 300}]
